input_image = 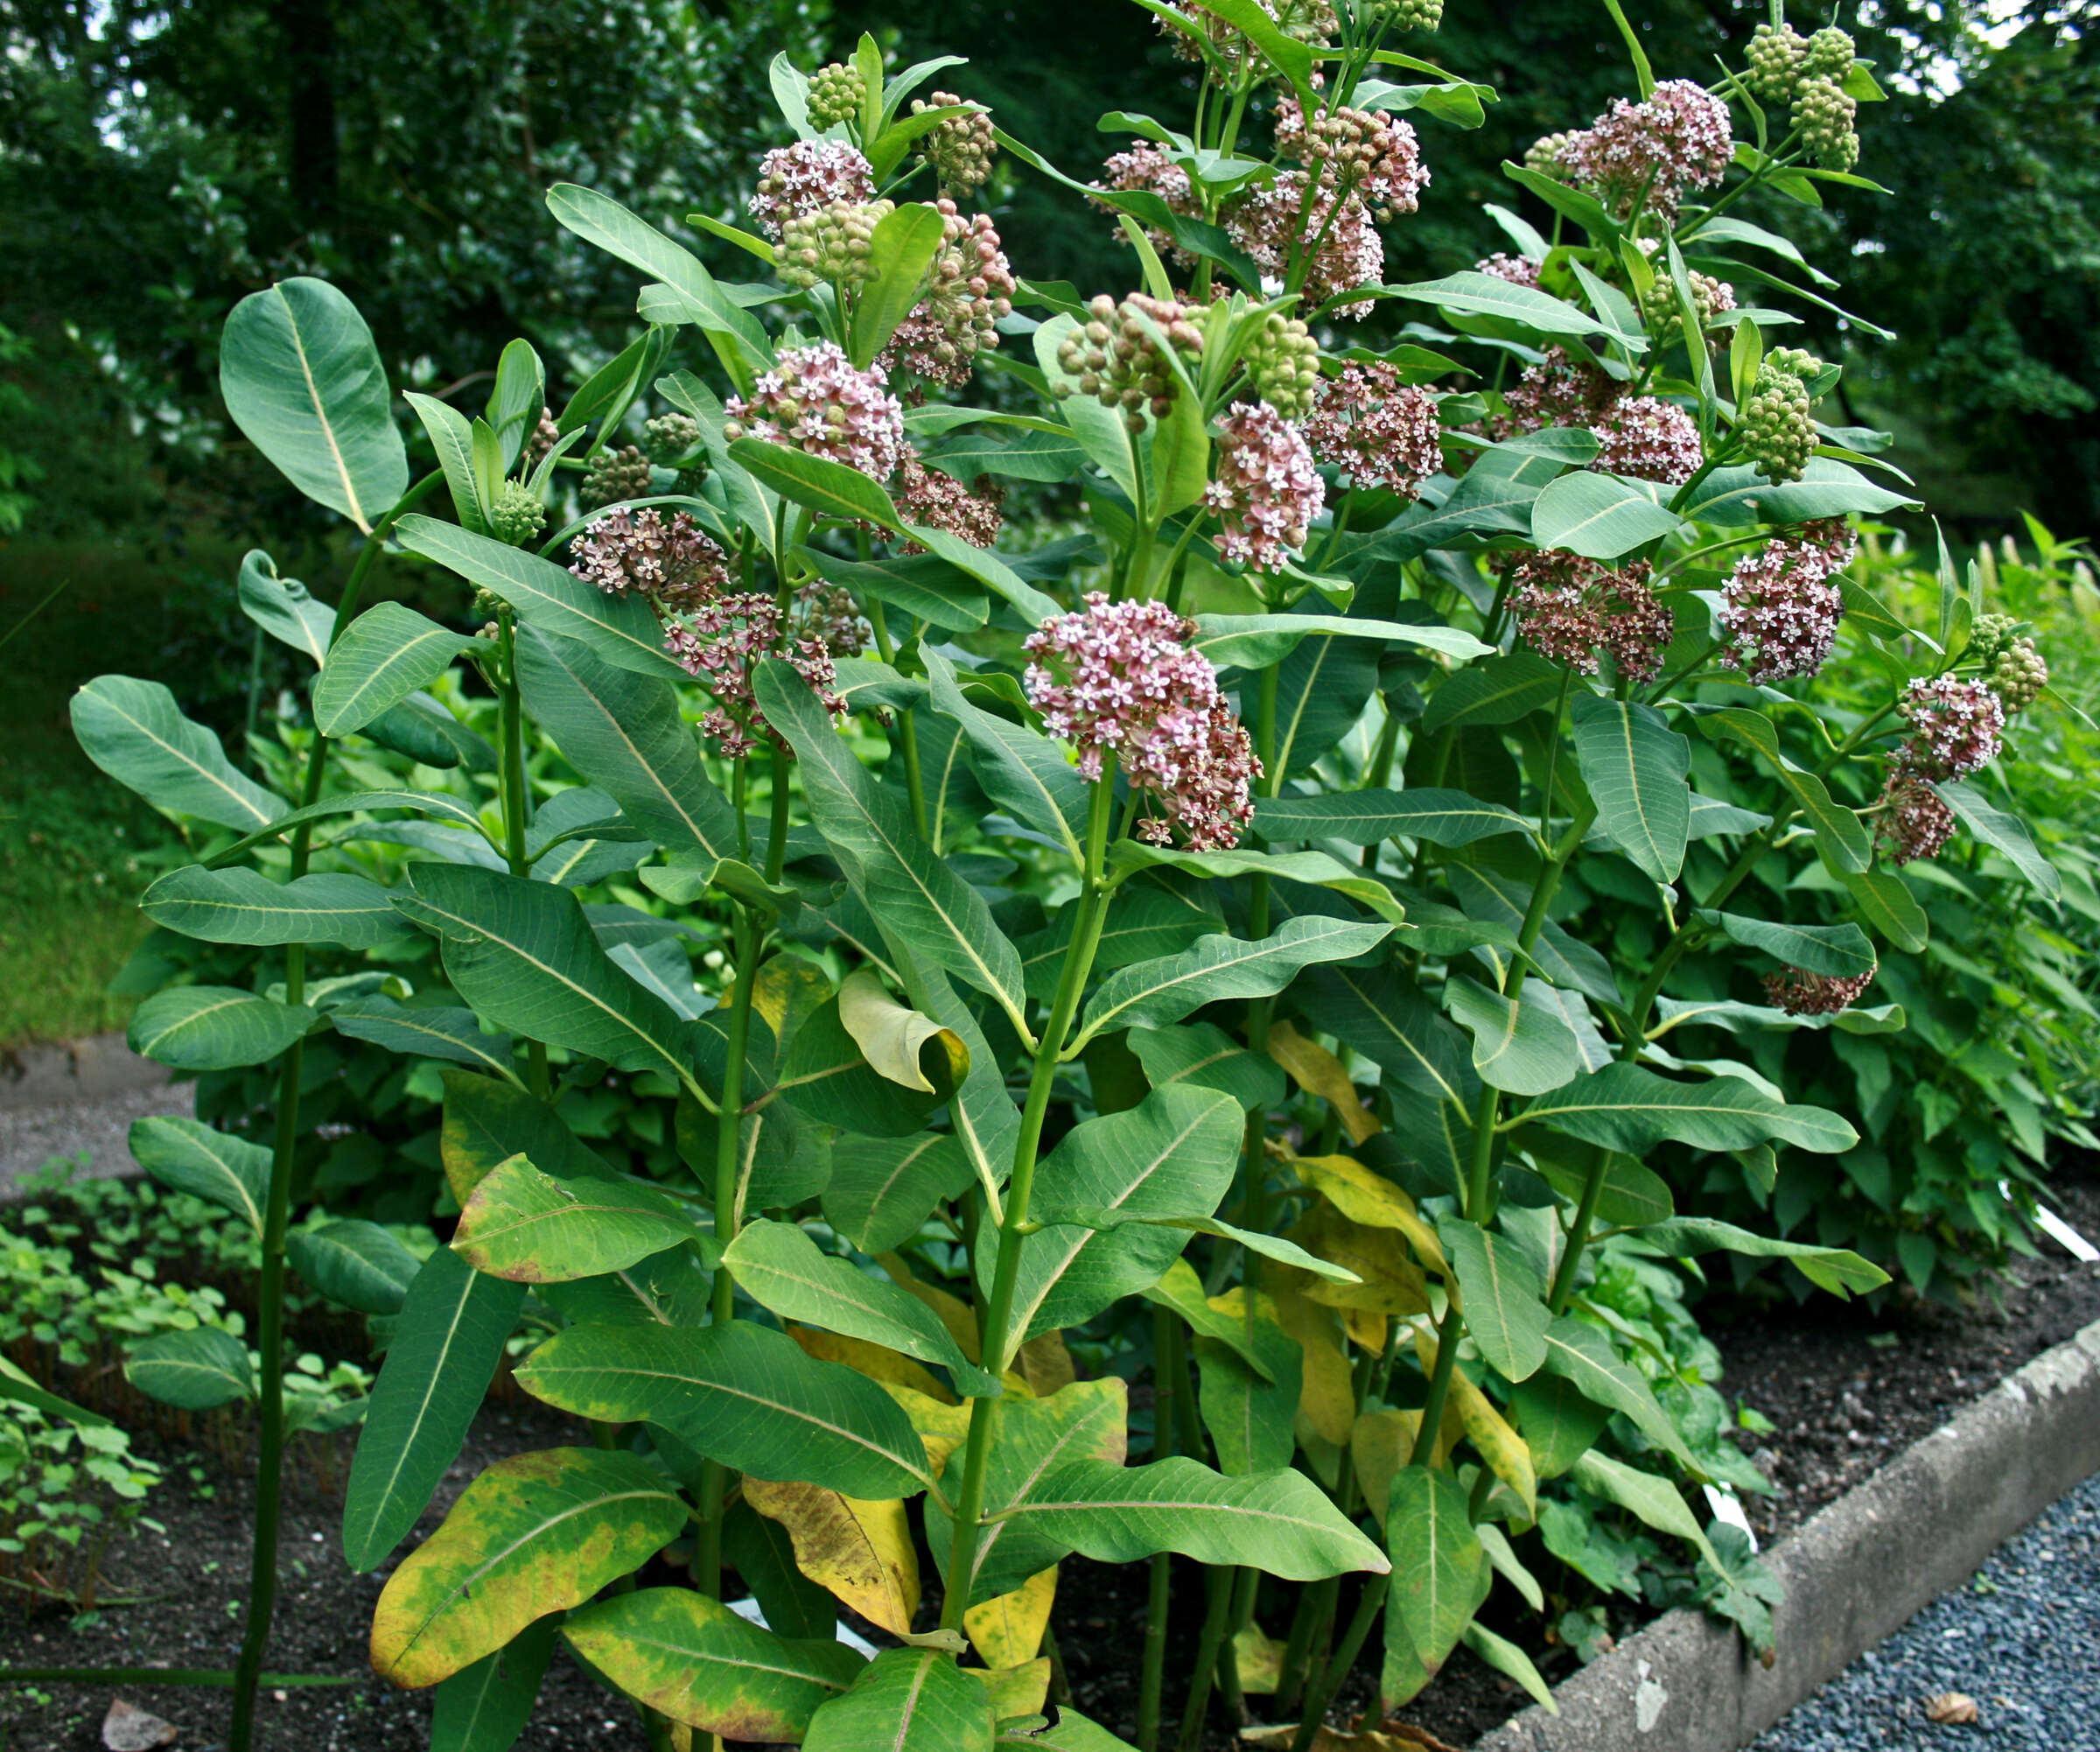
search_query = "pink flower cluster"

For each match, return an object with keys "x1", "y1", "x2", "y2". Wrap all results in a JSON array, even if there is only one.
[
  {"x1": 662, "y1": 584, "x2": 864, "y2": 758},
  {"x1": 1591, "y1": 396, "x2": 1703, "y2": 485},
  {"x1": 1302, "y1": 363, "x2": 1443, "y2": 500},
  {"x1": 1273, "y1": 99, "x2": 1430, "y2": 221},
  {"x1": 724, "y1": 341, "x2": 906, "y2": 483},
  {"x1": 883, "y1": 200, "x2": 1018, "y2": 389},
  {"x1": 1227, "y1": 172, "x2": 1384, "y2": 315},
  {"x1": 1493, "y1": 346, "x2": 1620, "y2": 439},
  {"x1": 1511, "y1": 551, "x2": 1675, "y2": 684},
  {"x1": 1204, "y1": 402, "x2": 1326, "y2": 575},
  {"x1": 1091, "y1": 145, "x2": 1201, "y2": 266},
  {"x1": 568, "y1": 508, "x2": 732, "y2": 611},
  {"x1": 1764, "y1": 967, "x2": 1874, "y2": 1017},
  {"x1": 1023, "y1": 594, "x2": 1260, "y2": 850},
  {"x1": 894, "y1": 454, "x2": 1004, "y2": 551},
  {"x1": 748, "y1": 139, "x2": 875, "y2": 240},
  {"x1": 1874, "y1": 773, "x2": 1956, "y2": 865},
  {"x1": 1561, "y1": 80, "x2": 1734, "y2": 221},
  {"x1": 1895, "y1": 676, "x2": 2006, "y2": 781},
  {"x1": 1718, "y1": 522, "x2": 1856, "y2": 684},
  {"x1": 1475, "y1": 252, "x2": 1542, "y2": 288}
]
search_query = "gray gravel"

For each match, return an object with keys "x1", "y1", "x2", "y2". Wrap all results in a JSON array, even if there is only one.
[{"x1": 1752, "y1": 1468, "x2": 2100, "y2": 1748}]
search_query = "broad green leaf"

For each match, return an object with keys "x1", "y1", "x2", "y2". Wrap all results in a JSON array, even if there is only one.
[
  {"x1": 372, "y1": 1447, "x2": 688, "y2": 1687},
  {"x1": 125, "y1": 1326, "x2": 254, "y2": 1410},
  {"x1": 204, "y1": 787, "x2": 492, "y2": 866},
  {"x1": 485, "y1": 339, "x2": 547, "y2": 469},
  {"x1": 1190, "y1": 613, "x2": 1493, "y2": 669},
  {"x1": 1934, "y1": 782, "x2": 2061, "y2": 897},
  {"x1": 1141, "y1": 1260, "x2": 1274, "y2": 1380},
  {"x1": 1508, "y1": 1371, "x2": 1614, "y2": 1480},
  {"x1": 1192, "y1": 1297, "x2": 1300, "y2": 1475},
  {"x1": 1530, "y1": 470, "x2": 1685, "y2": 559},
  {"x1": 220, "y1": 277, "x2": 408, "y2": 531},
  {"x1": 757, "y1": 660, "x2": 1029, "y2": 1039},
  {"x1": 514, "y1": 626, "x2": 741, "y2": 863},
  {"x1": 329, "y1": 997, "x2": 519, "y2": 1081},
  {"x1": 925, "y1": 650, "x2": 1088, "y2": 861},
  {"x1": 725, "y1": 1220, "x2": 999, "y2": 1397},
  {"x1": 72, "y1": 675, "x2": 285, "y2": 830},
  {"x1": 1103, "y1": 840, "x2": 1406, "y2": 928},
  {"x1": 1296, "y1": 963, "x2": 1476, "y2": 1107},
  {"x1": 396, "y1": 515, "x2": 686, "y2": 680},
  {"x1": 238, "y1": 550, "x2": 334, "y2": 664},
  {"x1": 823, "y1": 1134, "x2": 975, "y2": 1255},
  {"x1": 439, "y1": 1070, "x2": 615, "y2": 1204},
  {"x1": 1420, "y1": 651, "x2": 1564, "y2": 735},
  {"x1": 1463, "y1": 1621, "x2": 1558, "y2": 1713},
  {"x1": 1129, "y1": 1020, "x2": 1284, "y2": 1113},
  {"x1": 1637, "y1": 1216, "x2": 1890, "y2": 1297},
  {"x1": 1570, "y1": 1450, "x2": 1729, "y2": 1575},
  {"x1": 925, "y1": 424, "x2": 1089, "y2": 486},
  {"x1": 141, "y1": 865, "x2": 412, "y2": 950},
  {"x1": 1368, "y1": 465, "x2": 1546, "y2": 563},
  {"x1": 394, "y1": 864, "x2": 700, "y2": 1088},
  {"x1": 1149, "y1": 385, "x2": 1211, "y2": 519},
  {"x1": 1036, "y1": 1207, "x2": 1362, "y2": 1286},
  {"x1": 722, "y1": 1498, "x2": 838, "y2": 1641},
  {"x1": 1700, "y1": 910, "x2": 1876, "y2": 978},
  {"x1": 803, "y1": 549, "x2": 990, "y2": 632},
  {"x1": 1527, "y1": 1147, "x2": 1672, "y2": 1227},
  {"x1": 344, "y1": 1247, "x2": 528, "y2": 1571},
  {"x1": 732, "y1": 435, "x2": 903, "y2": 529},
  {"x1": 1253, "y1": 788, "x2": 1530, "y2": 849},
  {"x1": 1691, "y1": 706, "x2": 1871, "y2": 872},
  {"x1": 312, "y1": 602, "x2": 480, "y2": 735},
  {"x1": 1443, "y1": 978, "x2": 1583, "y2": 1097},
  {"x1": 514, "y1": 1319, "x2": 934, "y2": 1498},
  {"x1": 1382, "y1": 1466, "x2": 1488, "y2": 1706},
  {"x1": 128, "y1": 985, "x2": 315, "y2": 1070},
  {"x1": 776, "y1": 995, "x2": 942, "y2": 1139},
  {"x1": 1275, "y1": 631, "x2": 1382, "y2": 777},
  {"x1": 998, "y1": 1458, "x2": 1389, "y2": 1580},
  {"x1": 1389, "y1": 270, "x2": 1638, "y2": 344},
  {"x1": 289, "y1": 1220, "x2": 423, "y2": 1316},
  {"x1": 1571, "y1": 693, "x2": 1691, "y2": 883},
  {"x1": 563, "y1": 1588, "x2": 862, "y2": 1741},
  {"x1": 430, "y1": 1617, "x2": 556, "y2": 1752},
  {"x1": 127, "y1": 1115, "x2": 270, "y2": 1231},
  {"x1": 0, "y1": 1358, "x2": 109, "y2": 1427},
  {"x1": 1435, "y1": 1221, "x2": 1549, "y2": 1382},
  {"x1": 851, "y1": 201, "x2": 949, "y2": 367},
  {"x1": 1520, "y1": 1062, "x2": 1856, "y2": 1155},
  {"x1": 405, "y1": 390, "x2": 491, "y2": 535},
  {"x1": 804, "y1": 1647, "x2": 995, "y2": 1752},
  {"x1": 1002, "y1": 1086, "x2": 1243, "y2": 1349},
  {"x1": 452, "y1": 1152, "x2": 703, "y2": 1283},
  {"x1": 1678, "y1": 458, "x2": 1920, "y2": 527},
  {"x1": 1838, "y1": 868, "x2": 1928, "y2": 955},
  {"x1": 1536, "y1": 1316, "x2": 1693, "y2": 1468},
  {"x1": 1074, "y1": 916, "x2": 1393, "y2": 1048}
]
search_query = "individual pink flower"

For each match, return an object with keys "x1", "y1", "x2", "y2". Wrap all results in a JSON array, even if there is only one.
[
  {"x1": 1475, "y1": 252, "x2": 1542, "y2": 288},
  {"x1": 724, "y1": 341, "x2": 906, "y2": 483},
  {"x1": 1764, "y1": 967, "x2": 1874, "y2": 1016},
  {"x1": 1718, "y1": 524, "x2": 1856, "y2": 684},
  {"x1": 893, "y1": 454, "x2": 1004, "y2": 551},
  {"x1": 1873, "y1": 773, "x2": 1956, "y2": 865},
  {"x1": 882, "y1": 200, "x2": 1018, "y2": 389},
  {"x1": 748, "y1": 139, "x2": 876, "y2": 240},
  {"x1": 1493, "y1": 346, "x2": 1621, "y2": 439},
  {"x1": 1592, "y1": 396, "x2": 1703, "y2": 485},
  {"x1": 1023, "y1": 593, "x2": 1260, "y2": 850},
  {"x1": 1273, "y1": 98, "x2": 1430, "y2": 221},
  {"x1": 663, "y1": 584, "x2": 864, "y2": 758},
  {"x1": 1092, "y1": 145, "x2": 1204, "y2": 266},
  {"x1": 1302, "y1": 364, "x2": 1443, "y2": 500},
  {"x1": 1203, "y1": 402, "x2": 1326, "y2": 575},
  {"x1": 1563, "y1": 79, "x2": 1733, "y2": 220},
  {"x1": 1226, "y1": 172, "x2": 1384, "y2": 315},
  {"x1": 568, "y1": 508, "x2": 732, "y2": 611},
  {"x1": 1511, "y1": 551, "x2": 1674, "y2": 684},
  {"x1": 1894, "y1": 676, "x2": 2006, "y2": 780}
]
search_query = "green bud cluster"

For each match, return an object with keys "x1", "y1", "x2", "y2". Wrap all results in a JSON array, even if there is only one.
[
  {"x1": 1361, "y1": 0, "x2": 1442, "y2": 28},
  {"x1": 1794, "y1": 74, "x2": 1858, "y2": 170},
  {"x1": 1803, "y1": 26, "x2": 1857, "y2": 81},
  {"x1": 1641, "y1": 270, "x2": 1732, "y2": 334},
  {"x1": 1055, "y1": 292, "x2": 1207, "y2": 433},
  {"x1": 645, "y1": 412, "x2": 703, "y2": 465},
  {"x1": 1745, "y1": 22, "x2": 1807, "y2": 102},
  {"x1": 1523, "y1": 131, "x2": 1578, "y2": 183},
  {"x1": 777, "y1": 198, "x2": 895, "y2": 290},
  {"x1": 913, "y1": 92, "x2": 997, "y2": 196},
  {"x1": 1742, "y1": 348, "x2": 1820, "y2": 485},
  {"x1": 487, "y1": 482, "x2": 547, "y2": 548},
  {"x1": 807, "y1": 60, "x2": 867, "y2": 130},
  {"x1": 1967, "y1": 613, "x2": 2023, "y2": 666},
  {"x1": 582, "y1": 445, "x2": 654, "y2": 509},
  {"x1": 1241, "y1": 311, "x2": 1321, "y2": 419},
  {"x1": 1990, "y1": 641, "x2": 2049, "y2": 712}
]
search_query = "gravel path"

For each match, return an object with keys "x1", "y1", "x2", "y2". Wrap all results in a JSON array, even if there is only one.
[
  {"x1": 0, "y1": 1033, "x2": 189, "y2": 1195},
  {"x1": 1752, "y1": 1468, "x2": 2100, "y2": 1748}
]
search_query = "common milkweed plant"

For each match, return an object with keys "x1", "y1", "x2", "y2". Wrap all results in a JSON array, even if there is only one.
[{"x1": 68, "y1": 1, "x2": 2064, "y2": 1748}]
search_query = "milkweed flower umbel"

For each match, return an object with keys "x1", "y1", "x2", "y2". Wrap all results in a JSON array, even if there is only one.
[
  {"x1": 1563, "y1": 79, "x2": 1733, "y2": 221},
  {"x1": 1303, "y1": 364, "x2": 1443, "y2": 501},
  {"x1": 724, "y1": 341, "x2": 907, "y2": 483},
  {"x1": 1591, "y1": 396, "x2": 1703, "y2": 485},
  {"x1": 1764, "y1": 967, "x2": 1874, "y2": 1017},
  {"x1": 748, "y1": 139, "x2": 876, "y2": 239},
  {"x1": 1273, "y1": 98, "x2": 1430, "y2": 221},
  {"x1": 1511, "y1": 551, "x2": 1674, "y2": 685},
  {"x1": 664, "y1": 585, "x2": 864, "y2": 759},
  {"x1": 1023, "y1": 594, "x2": 1260, "y2": 850},
  {"x1": 1718, "y1": 522, "x2": 1856, "y2": 684},
  {"x1": 1895, "y1": 676, "x2": 2006, "y2": 780},
  {"x1": 1873, "y1": 774, "x2": 1957, "y2": 865},
  {"x1": 569, "y1": 508, "x2": 733, "y2": 612},
  {"x1": 1204, "y1": 402, "x2": 1326, "y2": 576}
]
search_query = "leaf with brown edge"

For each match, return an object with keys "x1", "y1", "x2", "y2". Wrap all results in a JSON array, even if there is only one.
[
  {"x1": 743, "y1": 1476, "x2": 920, "y2": 1637},
  {"x1": 560, "y1": 1587, "x2": 863, "y2": 1741},
  {"x1": 1266, "y1": 1021, "x2": 1381, "y2": 1146},
  {"x1": 963, "y1": 1565, "x2": 1057, "y2": 1669},
  {"x1": 1290, "y1": 1156, "x2": 1448, "y2": 1276},
  {"x1": 370, "y1": 1447, "x2": 686, "y2": 1687},
  {"x1": 450, "y1": 1152, "x2": 703, "y2": 1283}
]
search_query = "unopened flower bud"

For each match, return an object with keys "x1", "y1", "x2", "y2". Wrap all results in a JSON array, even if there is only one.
[
  {"x1": 1239, "y1": 311, "x2": 1322, "y2": 419},
  {"x1": 582, "y1": 445, "x2": 654, "y2": 509},
  {"x1": 644, "y1": 412, "x2": 703, "y2": 466},
  {"x1": 777, "y1": 198, "x2": 895, "y2": 289},
  {"x1": 487, "y1": 482, "x2": 546, "y2": 548},
  {"x1": 1743, "y1": 351, "x2": 1821, "y2": 484},
  {"x1": 1054, "y1": 292, "x2": 1206, "y2": 433},
  {"x1": 807, "y1": 60, "x2": 867, "y2": 130},
  {"x1": 1989, "y1": 641, "x2": 2048, "y2": 712},
  {"x1": 1794, "y1": 75, "x2": 1858, "y2": 171},
  {"x1": 1745, "y1": 22, "x2": 1808, "y2": 102},
  {"x1": 1803, "y1": 26, "x2": 1857, "y2": 81},
  {"x1": 913, "y1": 92, "x2": 997, "y2": 196}
]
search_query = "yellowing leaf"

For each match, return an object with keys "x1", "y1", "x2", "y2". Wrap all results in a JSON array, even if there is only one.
[
  {"x1": 1267, "y1": 1021, "x2": 1380, "y2": 1145},
  {"x1": 755, "y1": 955, "x2": 830, "y2": 1048},
  {"x1": 1411, "y1": 1329, "x2": 1536, "y2": 1517},
  {"x1": 789, "y1": 1324, "x2": 956, "y2": 1405},
  {"x1": 1292, "y1": 1156, "x2": 1447, "y2": 1276},
  {"x1": 1234, "y1": 1621, "x2": 1287, "y2": 1694},
  {"x1": 963, "y1": 1564, "x2": 1057, "y2": 1668},
  {"x1": 880, "y1": 1383, "x2": 975, "y2": 1476},
  {"x1": 1272, "y1": 1285, "x2": 1355, "y2": 1447},
  {"x1": 877, "y1": 1251, "x2": 982, "y2": 1363},
  {"x1": 1015, "y1": 1331, "x2": 1076, "y2": 1398},
  {"x1": 743, "y1": 1476, "x2": 920, "y2": 1637},
  {"x1": 1291, "y1": 1205, "x2": 1432, "y2": 1315},
  {"x1": 1343, "y1": 1307, "x2": 1388, "y2": 1353},
  {"x1": 970, "y1": 1656, "x2": 1051, "y2": 1720},
  {"x1": 1349, "y1": 1405, "x2": 1458, "y2": 1527},
  {"x1": 839, "y1": 968, "x2": 968, "y2": 1092}
]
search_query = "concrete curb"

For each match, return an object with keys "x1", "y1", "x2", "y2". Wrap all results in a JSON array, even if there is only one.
[
  {"x1": 1477, "y1": 1309, "x2": 2100, "y2": 1751},
  {"x1": 0, "y1": 1032, "x2": 167, "y2": 1109}
]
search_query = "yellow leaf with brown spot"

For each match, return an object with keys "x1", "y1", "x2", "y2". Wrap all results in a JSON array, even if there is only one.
[
  {"x1": 877, "y1": 1251, "x2": 982, "y2": 1363},
  {"x1": 1291, "y1": 1205, "x2": 1431, "y2": 1316},
  {"x1": 1015, "y1": 1331, "x2": 1076, "y2": 1398},
  {"x1": 1272, "y1": 1286, "x2": 1355, "y2": 1447},
  {"x1": 755, "y1": 955, "x2": 830, "y2": 1048},
  {"x1": 971, "y1": 1656, "x2": 1051, "y2": 1720},
  {"x1": 1234, "y1": 1620, "x2": 1287, "y2": 1693},
  {"x1": 1410, "y1": 1329, "x2": 1536, "y2": 1517},
  {"x1": 789, "y1": 1323, "x2": 956, "y2": 1405},
  {"x1": 1267, "y1": 1021, "x2": 1380, "y2": 1145},
  {"x1": 1343, "y1": 1307, "x2": 1388, "y2": 1353},
  {"x1": 1292, "y1": 1155, "x2": 1447, "y2": 1275},
  {"x1": 964, "y1": 1564, "x2": 1057, "y2": 1668},
  {"x1": 743, "y1": 1476, "x2": 920, "y2": 1637}
]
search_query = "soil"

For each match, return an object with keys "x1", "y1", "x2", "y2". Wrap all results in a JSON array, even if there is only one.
[{"x1": 3, "y1": 1160, "x2": 2095, "y2": 1752}]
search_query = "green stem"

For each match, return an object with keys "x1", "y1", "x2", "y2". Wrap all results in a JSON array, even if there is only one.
[
  {"x1": 1289, "y1": 1575, "x2": 1383, "y2": 1752},
  {"x1": 1137, "y1": 1308, "x2": 1183, "y2": 1751},
  {"x1": 1176, "y1": 1562, "x2": 1235, "y2": 1752},
  {"x1": 1547, "y1": 1148, "x2": 1616, "y2": 1312},
  {"x1": 495, "y1": 608, "x2": 550, "y2": 1097},
  {"x1": 1273, "y1": 1574, "x2": 1332, "y2": 1712},
  {"x1": 867, "y1": 597, "x2": 930, "y2": 842},
  {"x1": 940, "y1": 771, "x2": 1120, "y2": 1629}
]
